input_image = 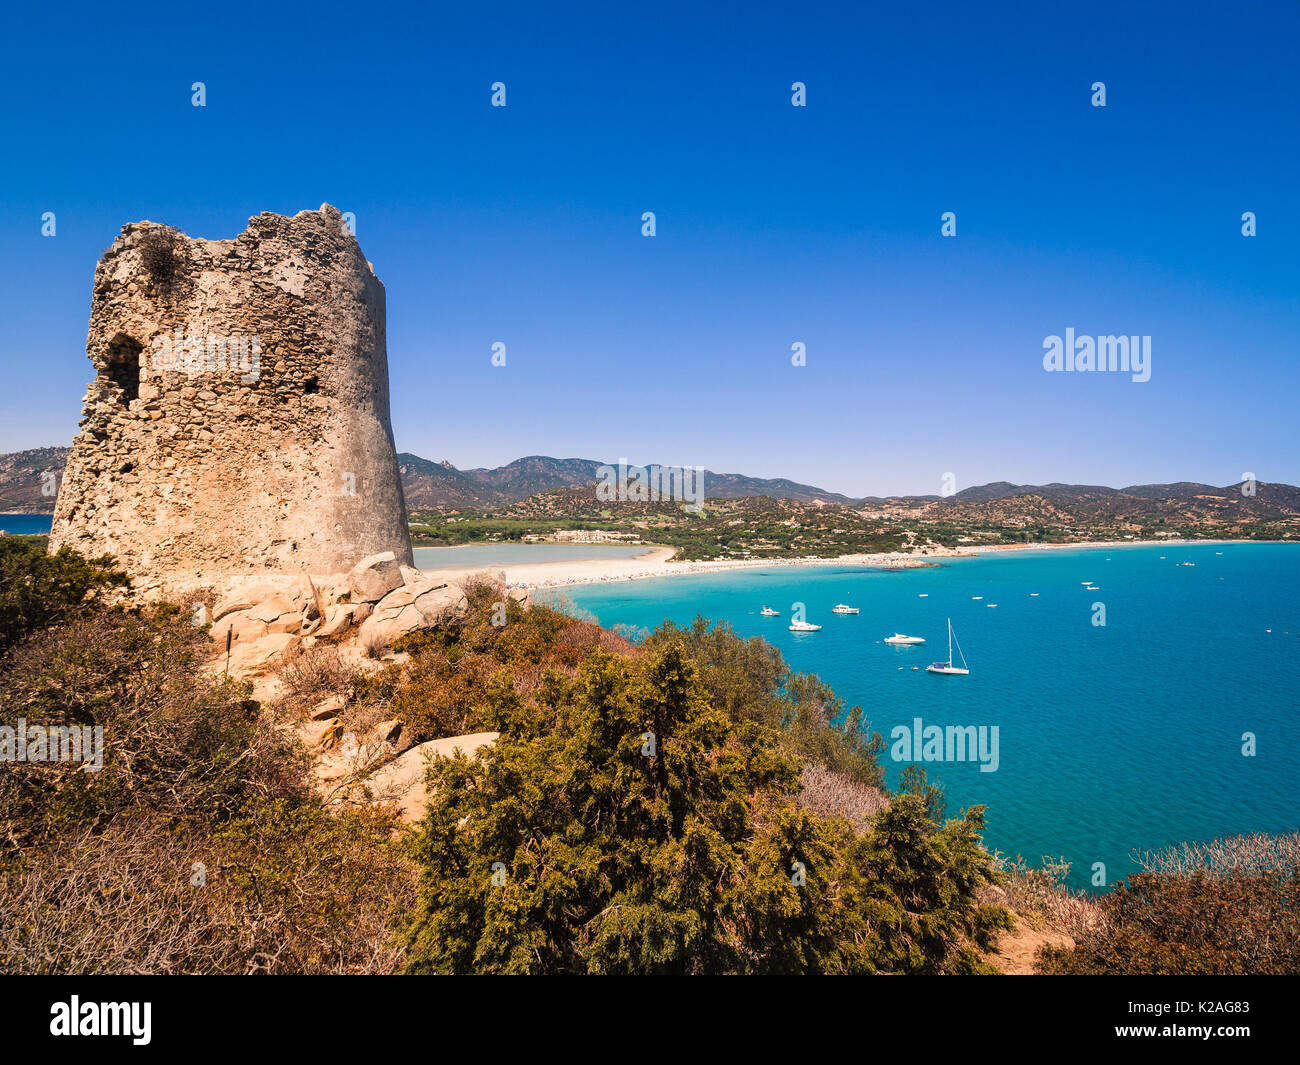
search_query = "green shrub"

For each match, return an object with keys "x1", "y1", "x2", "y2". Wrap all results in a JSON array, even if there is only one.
[
  {"x1": 401, "y1": 640, "x2": 1007, "y2": 974},
  {"x1": 0, "y1": 536, "x2": 128, "y2": 653}
]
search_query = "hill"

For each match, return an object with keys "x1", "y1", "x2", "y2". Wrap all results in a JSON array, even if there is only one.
[
  {"x1": 5, "y1": 448, "x2": 1300, "y2": 547},
  {"x1": 0, "y1": 447, "x2": 69, "y2": 511},
  {"x1": 397, "y1": 453, "x2": 852, "y2": 510}
]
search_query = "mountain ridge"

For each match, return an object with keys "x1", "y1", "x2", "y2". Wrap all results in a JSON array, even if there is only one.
[{"x1": 2, "y1": 447, "x2": 1296, "y2": 518}]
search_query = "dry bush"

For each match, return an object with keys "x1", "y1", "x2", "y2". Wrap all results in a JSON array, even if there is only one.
[
  {"x1": 550, "y1": 619, "x2": 636, "y2": 666},
  {"x1": 1037, "y1": 869, "x2": 1300, "y2": 975},
  {"x1": 275, "y1": 642, "x2": 360, "y2": 708},
  {"x1": 0, "y1": 608, "x2": 304, "y2": 854},
  {"x1": 392, "y1": 651, "x2": 496, "y2": 742},
  {"x1": 1136, "y1": 831, "x2": 1300, "y2": 878},
  {"x1": 994, "y1": 856, "x2": 1106, "y2": 941},
  {"x1": 795, "y1": 762, "x2": 887, "y2": 834},
  {"x1": 362, "y1": 633, "x2": 391, "y2": 660},
  {"x1": 0, "y1": 604, "x2": 414, "y2": 974},
  {"x1": 0, "y1": 806, "x2": 414, "y2": 975}
]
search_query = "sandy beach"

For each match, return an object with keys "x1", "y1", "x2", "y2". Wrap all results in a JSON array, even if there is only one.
[
  {"x1": 412, "y1": 537, "x2": 1288, "y2": 594},
  {"x1": 416, "y1": 545, "x2": 954, "y2": 591}
]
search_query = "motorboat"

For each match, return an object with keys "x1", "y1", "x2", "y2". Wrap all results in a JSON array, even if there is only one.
[{"x1": 884, "y1": 633, "x2": 925, "y2": 645}]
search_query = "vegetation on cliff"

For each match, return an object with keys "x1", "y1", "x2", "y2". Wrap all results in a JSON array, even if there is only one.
[
  {"x1": 400, "y1": 633, "x2": 1008, "y2": 973},
  {"x1": 0, "y1": 546, "x2": 410, "y2": 974},
  {"x1": 4, "y1": 544, "x2": 1295, "y2": 975}
]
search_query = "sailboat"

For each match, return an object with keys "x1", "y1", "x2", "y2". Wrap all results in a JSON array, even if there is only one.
[{"x1": 926, "y1": 619, "x2": 969, "y2": 675}]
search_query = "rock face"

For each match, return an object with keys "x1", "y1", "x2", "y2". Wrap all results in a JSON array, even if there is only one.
[
  {"x1": 49, "y1": 205, "x2": 413, "y2": 582},
  {"x1": 358, "y1": 732, "x2": 499, "y2": 822}
]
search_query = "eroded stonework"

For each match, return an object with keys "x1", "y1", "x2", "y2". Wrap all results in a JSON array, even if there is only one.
[{"x1": 49, "y1": 204, "x2": 413, "y2": 581}]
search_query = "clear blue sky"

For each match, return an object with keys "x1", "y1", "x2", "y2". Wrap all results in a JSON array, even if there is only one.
[{"x1": 2, "y1": 0, "x2": 1297, "y2": 497}]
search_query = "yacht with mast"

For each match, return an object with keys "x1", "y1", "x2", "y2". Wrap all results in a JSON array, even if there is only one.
[{"x1": 926, "y1": 619, "x2": 969, "y2": 675}]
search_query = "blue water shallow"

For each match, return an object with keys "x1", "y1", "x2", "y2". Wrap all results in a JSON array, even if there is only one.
[{"x1": 546, "y1": 543, "x2": 1300, "y2": 889}]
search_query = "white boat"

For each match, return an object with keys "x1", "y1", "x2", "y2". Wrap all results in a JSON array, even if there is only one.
[
  {"x1": 789, "y1": 619, "x2": 821, "y2": 632},
  {"x1": 926, "y1": 619, "x2": 970, "y2": 676},
  {"x1": 1179, "y1": 561, "x2": 1195, "y2": 567},
  {"x1": 884, "y1": 633, "x2": 925, "y2": 645},
  {"x1": 759, "y1": 606, "x2": 780, "y2": 616},
  {"x1": 971, "y1": 596, "x2": 983, "y2": 601},
  {"x1": 1029, "y1": 593, "x2": 1040, "y2": 597},
  {"x1": 831, "y1": 604, "x2": 859, "y2": 615}
]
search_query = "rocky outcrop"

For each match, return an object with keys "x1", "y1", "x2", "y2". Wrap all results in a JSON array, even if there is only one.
[
  {"x1": 201, "y1": 562, "x2": 514, "y2": 682},
  {"x1": 347, "y1": 551, "x2": 405, "y2": 603},
  {"x1": 48, "y1": 205, "x2": 413, "y2": 584},
  {"x1": 356, "y1": 732, "x2": 499, "y2": 822},
  {"x1": 355, "y1": 577, "x2": 469, "y2": 647}
]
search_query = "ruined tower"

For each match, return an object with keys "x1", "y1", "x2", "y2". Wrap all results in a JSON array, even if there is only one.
[{"x1": 49, "y1": 205, "x2": 414, "y2": 583}]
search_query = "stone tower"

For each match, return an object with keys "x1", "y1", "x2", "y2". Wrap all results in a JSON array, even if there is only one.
[{"x1": 49, "y1": 205, "x2": 413, "y2": 583}]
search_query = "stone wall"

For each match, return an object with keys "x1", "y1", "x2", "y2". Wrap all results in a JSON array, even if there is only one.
[{"x1": 49, "y1": 204, "x2": 413, "y2": 583}]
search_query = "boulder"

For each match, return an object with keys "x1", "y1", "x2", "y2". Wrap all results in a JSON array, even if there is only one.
[
  {"x1": 316, "y1": 601, "x2": 371, "y2": 638},
  {"x1": 224, "y1": 632, "x2": 301, "y2": 675},
  {"x1": 348, "y1": 551, "x2": 404, "y2": 603},
  {"x1": 297, "y1": 716, "x2": 340, "y2": 750},
  {"x1": 311, "y1": 695, "x2": 346, "y2": 720},
  {"x1": 212, "y1": 582, "x2": 285, "y2": 622},
  {"x1": 355, "y1": 578, "x2": 468, "y2": 646},
  {"x1": 243, "y1": 594, "x2": 305, "y2": 634},
  {"x1": 360, "y1": 732, "x2": 499, "y2": 821},
  {"x1": 210, "y1": 610, "x2": 270, "y2": 647}
]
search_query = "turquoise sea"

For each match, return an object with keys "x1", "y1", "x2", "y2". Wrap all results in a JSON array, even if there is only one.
[{"x1": 547, "y1": 543, "x2": 1300, "y2": 889}]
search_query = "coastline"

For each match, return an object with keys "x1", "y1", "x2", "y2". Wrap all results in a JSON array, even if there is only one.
[
  {"x1": 500, "y1": 547, "x2": 944, "y2": 591},
  {"x1": 415, "y1": 536, "x2": 1296, "y2": 593}
]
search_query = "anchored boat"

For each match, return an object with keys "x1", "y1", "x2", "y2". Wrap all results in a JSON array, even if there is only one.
[{"x1": 926, "y1": 619, "x2": 969, "y2": 676}]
